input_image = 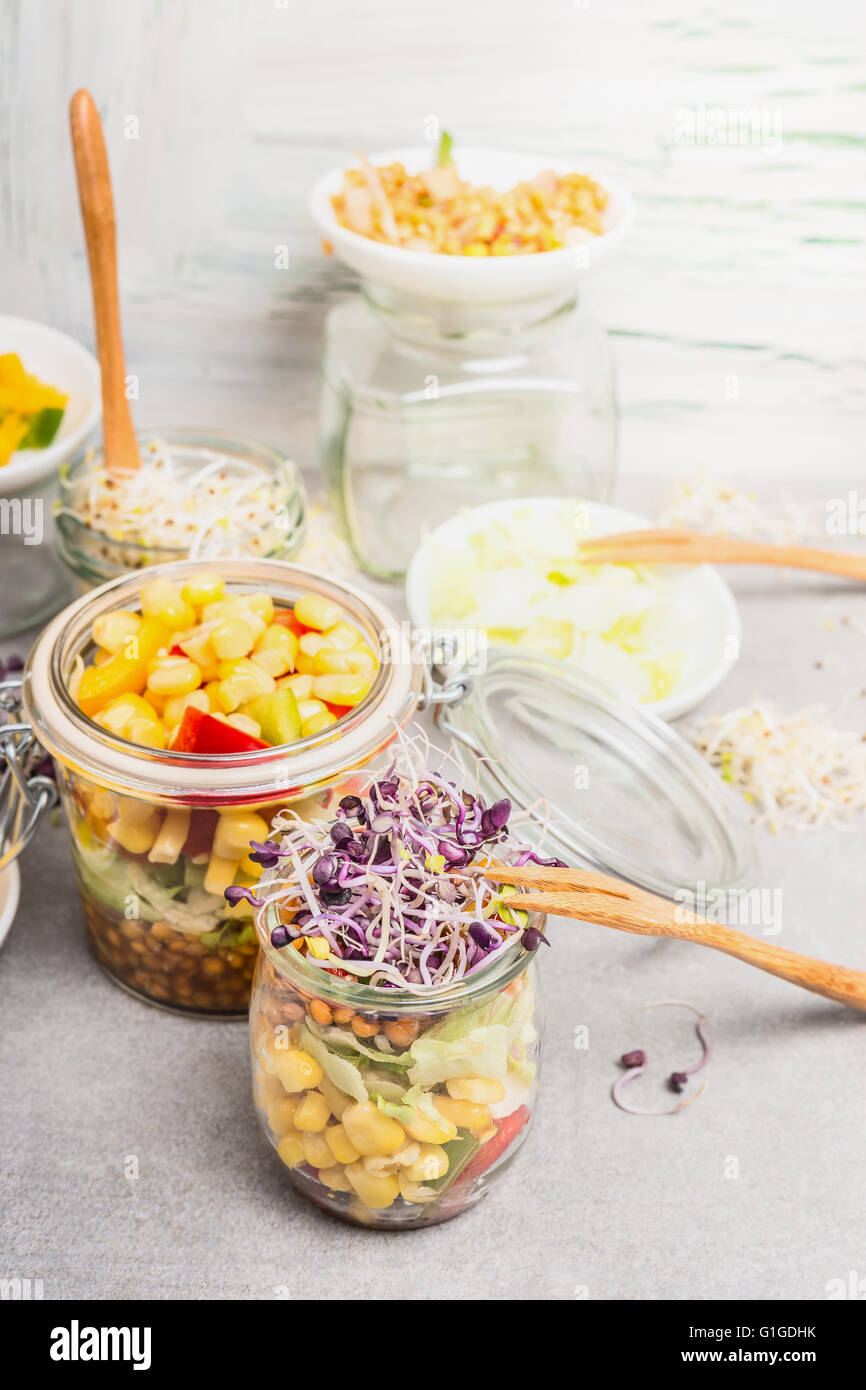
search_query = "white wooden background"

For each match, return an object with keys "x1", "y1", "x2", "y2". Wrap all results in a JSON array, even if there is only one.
[{"x1": 1, "y1": 0, "x2": 865, "y2": 484}]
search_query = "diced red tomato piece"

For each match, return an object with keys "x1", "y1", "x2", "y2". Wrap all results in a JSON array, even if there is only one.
[
  {"x1": 171, "y1": 705, "x2": 205, "y2": 751},
  {"x1": 192, "y1": 713, "x2": 269, "y2": 755},
  {"x1": 168, "y1": 642, "x2": 186, "y2": 657},
  {"x1": 455, "y1": 1105, "x2": 531, "y2": 1187},
  {"x1": 272, "y1": 607, "x2": 307, "y2": 637},
  {"x1": 327, "y1": 704, "x2": 352, "y2": 720}
]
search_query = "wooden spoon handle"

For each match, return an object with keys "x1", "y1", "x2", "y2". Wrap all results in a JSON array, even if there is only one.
[
  {"x1": 69, "y1": 89, "x2": 139, "y2": 475},
  {"x1": 583, "y1": 531, "x2": 866, "y2": 581},
  {"x1": 517, "y1": 891, "x2": 866, "y2": 1012}
]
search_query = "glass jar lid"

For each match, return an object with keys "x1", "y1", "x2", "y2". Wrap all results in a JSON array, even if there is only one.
[{"x1": 436, "y1": 650, "x2": 755, "y2": 898}]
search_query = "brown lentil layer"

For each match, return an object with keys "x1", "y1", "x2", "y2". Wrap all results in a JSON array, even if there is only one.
[{"x1": 81, "y1": 894, "x2": 257, "y2": 1014}]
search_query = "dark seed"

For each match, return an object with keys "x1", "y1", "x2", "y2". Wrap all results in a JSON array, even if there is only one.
[{"x1": 620, "y1": 1049, "x2": 647, "y2": 1069}]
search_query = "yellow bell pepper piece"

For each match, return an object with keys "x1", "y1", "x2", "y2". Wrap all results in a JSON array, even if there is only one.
[
  {"x1": 78, "y1": 618, "x2": 171, "y2": 718},
  {"x1": 0, "y1": 413, "x2": 28, "y2": 468}
]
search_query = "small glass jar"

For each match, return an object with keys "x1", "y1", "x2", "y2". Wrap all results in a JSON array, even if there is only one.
[
  {"x1": 9, "y1": 559, "x2": 420, "y2": 1016},
  {"x1": 55, "y1": 428, "x2": 306, "y2": 591},
  {"x1": 250, "y1": 902, "x2": 545, "y2": 1228},
  {"x1": 319, "y1": 284, "x2": 617, "y2": 580}
]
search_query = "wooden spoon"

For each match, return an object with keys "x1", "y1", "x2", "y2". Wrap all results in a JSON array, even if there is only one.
[
  {"x1": 485, "y1": 863, "x2": 866, "y2": 1012},
  {"x1": 579, "y1": 528, "x2": 866, "y2": 582},
  {"x1": 69, "y1": 89, "x2": 140, "y2": 475}
]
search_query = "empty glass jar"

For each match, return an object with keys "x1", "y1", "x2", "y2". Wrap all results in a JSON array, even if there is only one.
[{"x1": 319, "y1": 284, "x2": 618, "y2": 580}]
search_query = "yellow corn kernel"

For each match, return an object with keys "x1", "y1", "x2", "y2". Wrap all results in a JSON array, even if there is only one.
[
  {"x1": 250, "y1": 648, "x2": 290, "y2": 680},
  {"x1": 324, "y1": 1122, "x2": 361, "y2": 1164},
  {"x1": 404, "y1": 1108, "x2": 458, "y2": 1145},
  {"x1": 341, "y1": 1101, "x2": 405, "y2": 1158},
  {"x1": 109, "y1": 808, "x2": 162, "y2": 855},
  {"x1": 92, "y1": 610, "x2": 142, "y2": 654},
  {"x1": 213, "y1": 810, "x2": 269, "y2": 860},
  {"x1": 147, "y1": 808, "x2": 191, "y2": 865},
  {"x1": 303, "y1": 710, "x2": 338, "y2": 737},
  {"x1": 295, "y1": 633, "x2": 329, "y2": 675},
  {"x1": 405, "y1": 1144, "x2": 449, "y2": 1183},
  {"x1": 140, "y1": 578, "x2": 196, "y2": 631},
  {"x1": 319, "y1": 1078, "x2": 351, "y2": 1121},
  {"x1": 245, "y1": 591, "x2": 275, "y2": 625},
  {"x1": 397, "y1": 1171, "x2": 439, "y2": 1204},
  {"x1": 203, "y1": 851, "x2": 240, "y2": 897},
  {"x1": 210, "y1": 617, "x2": 257, "y2": 661},
  {"x1": 434, "y1": 1095, "x2": 491, "y2": 1133},
  {"x1": 253, "y1": 622, "x2": 297, "y2": 669},
  {"x1": 141, "y1": 689, "x2": 167, "y2": 716},
  {"x1": 203, "y1": 680, "x2": 222, "y2": 711},
  {"x1": 276, "y1": 1131, "x2": 306, "y2": 1169},
  {"x1": 201, "y1": 595, "x2": 250, "y2": 624},
  {"x1": 294, "y1": 594, "x2": 343, "y2": 631},
  {"x1": 225, "y1": 712, "x2": 262, "y2": 739},
  {"x1": 318, "y1": 1165, "x2": 353, "y2": 1192},
  {"x1": 181, "y1": 573, "x2": 225, "y2": 610},
  {"x1": 311, "y1": 674, "x2": 371, "y2": 708},
  {"x1": 294, "y1": 1090, "x2": 331, "y2": 1133},
  {"x1": 94, "y1": 693, "x2": 167, "y2": 750},
  {"x1": 265, "y1": 1094, "x2": 300, "y2": 1136},
  {"x1": 321, "y1": 621, "x2": 360, "y2": 651},
  {"x1": 112, "y1": 794, "x2": 158, "y2": 825},
  {"x1": 361, "y1": 1153, "x2": 403, "y2": 1178},
  {"x1": 302, "y1": 1129, "x2": 335, "y2": 1169},
  {"x1": 147, "y1": 657, "x2": 202, "y2": 697},
  {"x1": 274, "y1": 1049, "x2": 324, "y2": 1093},
  {"x1": 393, "y1": 1140, "x2": 422, "y2": 1167},
  {"x1": 445, "y1": 1076, "x2": 506, "y2": 1104},
  {"x1": 92, "y1": 648, "x2": 115, "y2": 667},
  {"x1": 176, "y1": 629, "x2": 220, "y2": 681},
  {"x1": 297, "y1": 698, "x2": 327, "y2": 724},
  {"x1": 163, "y1": 688, "x2": 209, "y2": 729},
  {"x1": 276, "y1": 672, "x2": 313, "y2": 699},
  {"x1": 215, "y1": 660, "x2": 276, "y2": 712},
  {"x1": 345, "y1": 646, "x2": 377, "y2": 675},
  {"x1": 312, "y1": 647, "x2": 351, "y2": 675},
  {"x1": 344, "y1": 1161, "x2": 399, "y2": 1210}
]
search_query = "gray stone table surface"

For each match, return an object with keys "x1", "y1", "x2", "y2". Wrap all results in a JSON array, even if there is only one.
[{"x1": 2, "y1": 478, "x2": 865, "y2": 1301}]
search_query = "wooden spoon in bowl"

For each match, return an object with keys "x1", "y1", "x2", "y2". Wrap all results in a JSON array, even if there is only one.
[{"x1": 69, "y1": 88, "x2": 140, "y2": 475}]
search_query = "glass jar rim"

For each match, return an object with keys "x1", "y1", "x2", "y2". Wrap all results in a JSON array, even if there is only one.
[
  {"x1": 255, "y1": 877, "x2": 544, "y2": 1012},
  {"x1": 57, "y1": 426, "x2": 305, "y2": 557},
  {"x1": 22, "y1": 557, "x2": 421, "y2": 804}
]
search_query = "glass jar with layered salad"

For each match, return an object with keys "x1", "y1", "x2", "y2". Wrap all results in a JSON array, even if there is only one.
[
  {"x1": 12, "y1": 558, "x2": 420, "y2": 1015},
  {"x1": 55, "y1": 428, "x2": 306, "y2": 591},
  {"x1": 244, "y1": 766, "x2": 553, "y2": 1227}
]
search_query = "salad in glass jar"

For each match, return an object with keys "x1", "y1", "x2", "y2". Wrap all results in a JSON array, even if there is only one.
[
  {"x1": 244, "y1": 760, "x2": 560, "y2": 1226},
  {"x1": 17, "y1": 559, "x2": 422, "y2": 1016}
]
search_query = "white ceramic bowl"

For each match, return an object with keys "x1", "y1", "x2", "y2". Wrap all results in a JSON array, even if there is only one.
[
  {"x1": 0, "y1": 316, "x2": 101, "y2": 496},
  {"x1": 310, "y1": 146, "x2": 634, "y2": 304},
  {"x1": 405, "y1": 498, "x2": 741, "y2": 721}
]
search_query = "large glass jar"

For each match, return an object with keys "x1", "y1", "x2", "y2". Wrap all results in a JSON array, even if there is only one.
[
  {"x1": 319, "y1": 284, "x2": 618, "y2": 580},
  {"x1": 251, "y1": 903, "x2": 545, "y2": 1228},
  {"x1": 9, "y1": 559, "x2": 420, "y2": 1016}
]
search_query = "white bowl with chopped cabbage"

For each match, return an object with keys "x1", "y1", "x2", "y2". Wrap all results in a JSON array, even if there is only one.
[{"x1": 405, "y1": 498, "x2": 740, "y2": 720}]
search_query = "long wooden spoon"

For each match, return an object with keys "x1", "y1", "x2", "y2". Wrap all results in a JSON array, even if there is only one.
[
  {"x1": 579, "y1": 528, "x2": 866, "y2": 582},
  {"x1": 69, "y1": 89, "x2": 140, "y2": 475},
  {"x1": 485, "y1": 863, "x2": 866, "y2": 1012}
]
